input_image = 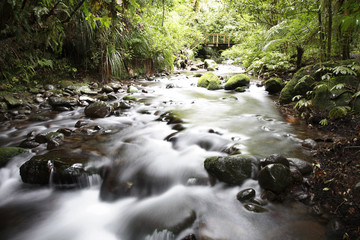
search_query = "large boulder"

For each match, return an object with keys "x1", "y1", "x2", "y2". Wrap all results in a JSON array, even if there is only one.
[
  {"x1": 197, "y1": 72, "x2": 222, "y2": 90},
  {"x1": 0, "y1": 147, "x2": 27, "y2": 168},
  {"x1": 84, "y1": 101, "x2": 111, "y2": 118},
  {"x1": 204, "y1": 59, "x2": 218, "y2": 71},
  {"x1": 224, "y1": 74, "x2": 250, "y2": 90},
  {"x1": 265, "y1": 78, "x2": 284, "y2": 94},
  {"x1": 258, "y1": 163, "x2": 292, "y2": 193},
  {"x1": 204, "y1": 155, "x2": 259, "y2": 185},
  {"x1": 19, "y1": 150, "x2": 98, "y2": 188}
]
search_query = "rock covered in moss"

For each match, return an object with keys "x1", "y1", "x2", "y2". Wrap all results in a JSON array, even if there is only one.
[
  {"x1": 204, "y1": 155, "x2": 259, "y2": 185},
  {"x1": 265, "y1": 78, "x2": 284, "y2": 94},
  {"x1": 224, "y1": 74, "x2": 250, "y2": 90},
  {"x1": 258, "y1": 163, "x2": 292, "y2": 194},
  {"x1": 84, "y1": 101, "x2": 111, "y2": 118},
  {"x1": 3, "y1": 94, "x2": 24, "y2": 108},
  {"x1": 0, "y1": 147, "x2": 27, "y2": 168},
  {"x1": 197, "y1": 72, "x2": 222, "y2": 90}
]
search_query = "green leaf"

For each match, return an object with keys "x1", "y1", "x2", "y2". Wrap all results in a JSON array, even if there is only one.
[
  {"x1": 319, "y1": 118, "x2": 328, "y2": 126},
  {"x1": 329, "y1": 106, "x2": 351, "y2": 120}
]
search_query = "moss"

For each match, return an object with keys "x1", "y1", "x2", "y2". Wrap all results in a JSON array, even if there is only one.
[
  {"x1": 0, "y1": 147, "x2": 27, "y2": 168},
  {"x1": 123, "y1": 96, "x2": 139, "y2": 101},
  {"x1": 197, "y1": 72, "x2": 221, "y2": 89},
  {"x1": 265, "y1": 78, "x2": 284, "y2": 94},
  {"x1": 224, "y1": 74, "x2": 250, "y2": 90}
]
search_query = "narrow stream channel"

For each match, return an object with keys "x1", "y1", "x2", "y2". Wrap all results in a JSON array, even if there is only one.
[{"x1": 0, "y1": 65, "x2": 327, "y2": 240}]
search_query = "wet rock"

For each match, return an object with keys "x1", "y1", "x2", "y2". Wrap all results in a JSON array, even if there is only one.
[
  {"x1": 54, "y1": 106, "x2": 71, "y2": 111},
  {"x1": 260, "y1": 154, "x2": 290, "y2": 168},
  {"x1": 181, "y1": 234, "x2": 197, "y2": 240},
  {"x1": 44, "y1": 84, "x2": 55, "y2": 90},
  {"x1": 108, "y1": 82, "x2": 122, "y2": 91},
  {"x1": 302, "y1": 138, "x2": 317, "y2": 149},
  {"x1": 288, "y1": 158, "x2": 313, "y2": 175},
  {"x1": 237, "y1": 188, "x2": 256, "y2": 202},
  {"x1": 197, "y1": 72, "x2": 221, "y2": 90},
  {"x1": 123, "y1": 96, "x2": 139, "y2": 101},
  {"x1": 0, "y1": 102, "x2": 7, "y2": 110},
  {"x1": 107, "y1": 93, "x2": 117, "y2": 100},
  {"x1": 19, "y1": 150, "x2": 97, "y2": 188},
  {"x1": 290, "y1": 167, "x2": 303, "y2": 183},
  {"x1": 127, "y1": 85, "x2": 138, "y2": 93},
  {"x1": 34, "y1": 96, "x2": 45, "y2": 103},
  {"x1": 79, "y1": 86, "x2": 98, "y2": 95},
  {"x1": 172, "y1": 123, "x2": 186, "y2": 131},
  {"x1": 204, "y1": 155, "x2": 259, "y2": 185},
  {"x1": 79, "y1": 95, "x2": 96, "y2": 103},
  {"x1": 84, "y1": 101, "x2": 111, "y2": 118},
  {"x1": 48, "y1": 96, "x2": 78, "y2": 108},
  {"x1": 166, "y1": 83, "x2": 175, "y2": 89},
  {"x1": 224, "y1": 74, "x2": 250, "y2": 90},
  {"x1": 46, "y1": 132, "x2": 65, "y2": 143},
  {"x1": 204, "y1": 59, "x2": 218, "y2": 71},
  {"x1": 194, "y1": 73, "x2": 202, "y2": 77},
  {"x1": 243, "y1": 204, "x2": 268, "y2": 213},
  {"x1": 57, "y1": 128, "x2": 73, "y2": 136},
  {"x1": 34, "y1": 133, "x2": 48, "y2": 143},
  {"x1": 19, "y1": 140, "x2": 40, "y2": 149},
  {"x1": 102, "y1": 85, "x2": 114, "y2": 93},
  {"x1": 258, "y1": 163, "x2": 292, "y2": 194},
  {"x1": 265, "y1": 78, "x2": 284, "y2": 94},
  {"x1": 75, "y1": 120, "x2": 90, "y2": 128},
  {"x1": 190, "y1": 66, "x2": 199, "y2": 71},
  {"x1": 0, "y1": 147, "x2": 27, "y2": 168},
  {"x1": 157, "y1": 112, "x2": 184, "y2": 125},
  {"x1": 3, "y1": 95, "x2": 24, "y2": 108},
  {"x1": 235, "y1": 86, "x2": 246, "y2": 92}
]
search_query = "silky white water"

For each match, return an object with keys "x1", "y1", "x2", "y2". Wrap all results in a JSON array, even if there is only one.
[{"x1": 0, "y1": 65, "x2": 326, "y2": 240}]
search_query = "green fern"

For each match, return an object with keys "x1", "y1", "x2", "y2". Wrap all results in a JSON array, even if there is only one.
[
  {"x1": 319, "y1": 118, "x2": 328, "y2": 126},
  {"x1": 329, "y1": 106, "x2": 351, "y2": 119},
  {"x1": 332, "y1": 66, "x2": 356, "y2": 76},
  {"x1": 294, "y1": 98, "x2": 312, "y2": 110}
]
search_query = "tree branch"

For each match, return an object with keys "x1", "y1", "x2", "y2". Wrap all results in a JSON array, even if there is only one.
[{"x1": 62, "y1": 0, "x2": 86, "y2": 24}]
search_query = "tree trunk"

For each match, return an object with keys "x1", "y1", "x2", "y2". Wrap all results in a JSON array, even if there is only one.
[
  {"x1": 161, "y1": 0, "x2": 165, "y2": 26},
  {"x1": 326, "y1": 0, "x2": 332, "y2": 59},
  {"x1": 318, "y1": 0, "x2": 324, "y2": 64},
  {"x1": 342, "y1": 31, "x2": 351, "y2": 59},
  {"x1": 296, "y1": 46, "x2": 304, "y2": 69}
]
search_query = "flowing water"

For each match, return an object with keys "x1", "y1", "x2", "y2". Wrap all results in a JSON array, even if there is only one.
[{"x1": 0, "y1": 65, "x2": 327, "y2": 240}]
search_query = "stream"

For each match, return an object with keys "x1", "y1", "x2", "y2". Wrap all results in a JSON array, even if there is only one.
[{"x1": 0, "y1": 64, "x2": 327, "y2": 240}]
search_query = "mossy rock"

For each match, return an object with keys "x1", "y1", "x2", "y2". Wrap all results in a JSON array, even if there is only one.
[
  {"x1": 204, "y1": 155, "x2": 259, "y2": 185},
  {"x1": 0, "y1": 147, "x2": 27, "y2": 168},
  {"x1": 279, "y1": 60, "x2": 358, "y2": 104},
  {"x1": 235, "y1": 87, "x2": 246, "y2": 92},
  {"x1": 265, "y1": 78, "x2": 284, "y2": 94},
  {"x1": 59, "y1": 80, "x2": 74, "y2": 89},
  {"x1": 224, "y1": 74, "x2": 250, "y2": 90},
  {"x1": 312, "y1": 84, "x2": 335, "y2": 111},
  {"x1": 123, "y1": 95, "x2": 139, "y2": 101},
  {"x1": 3, "y1": 94, "x2": 24, "y2": 108},
  {"x1": 197, "y1": 72, "x2": 221, "y2": 90}
]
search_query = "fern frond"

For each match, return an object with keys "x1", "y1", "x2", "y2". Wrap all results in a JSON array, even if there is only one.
[{"x1": 329, "y1": 106, "x2": 351, "y2": 119}]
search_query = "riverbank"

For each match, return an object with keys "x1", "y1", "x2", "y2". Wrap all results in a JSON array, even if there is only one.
[{"x1": 277, "y1": 101, "x2": 360, "y2": 239}]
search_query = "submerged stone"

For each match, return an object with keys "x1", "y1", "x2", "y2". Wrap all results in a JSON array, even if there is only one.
[{"x1": 243, "y1": 204, "x2": 268, "y2": 213}]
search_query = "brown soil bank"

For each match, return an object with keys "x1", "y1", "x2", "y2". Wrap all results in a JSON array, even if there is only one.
[{"x1": 278, "y1": 102, "x2": 360, "y2": 239}]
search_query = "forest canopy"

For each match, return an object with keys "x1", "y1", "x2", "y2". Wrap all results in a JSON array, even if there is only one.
[{"x1": 0, "y1": 0, "x2": 359, "y2": 89}]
